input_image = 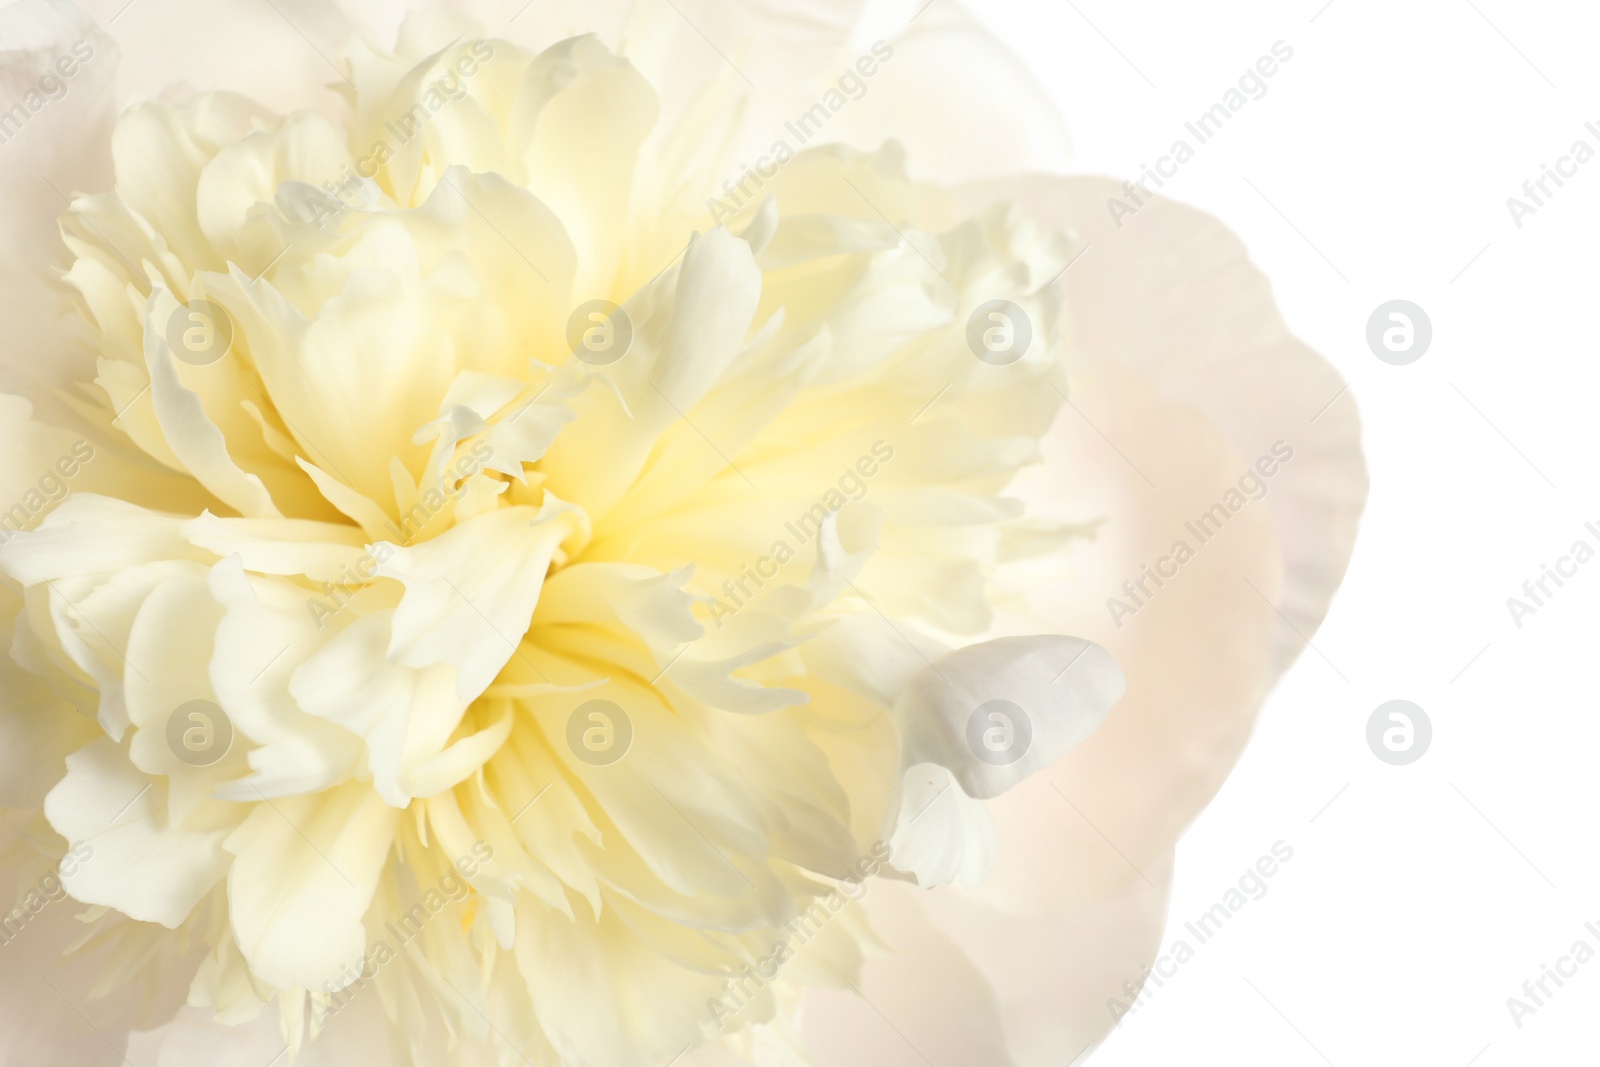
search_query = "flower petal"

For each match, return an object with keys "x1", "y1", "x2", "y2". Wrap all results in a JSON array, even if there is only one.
[
  {"x1": 223, "y1": 780, "x2": 398, "y2": 991},
  {"x1": 886, "y1": 762, "x2": 995, "y2": 890},
  {"x1": 43, "y1": 737, "x2": 235, "y2": 927},
  {"x1": 376, "y1": 502, "x2": 580, "y2": 700},
  {"x1": 964, "y1": 174, "x2": 1368, "y2": 674},
  {"x1": 0, "y1": 0, "x2": 119, "y2": 393},
  {"x1": 894, "y1": 634, "x2": 1123, "y2": 801}
]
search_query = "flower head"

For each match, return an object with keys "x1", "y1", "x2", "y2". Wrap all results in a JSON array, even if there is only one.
[{"x1": 0, "y1": 2, "x2": 1366, "y2": 1065}]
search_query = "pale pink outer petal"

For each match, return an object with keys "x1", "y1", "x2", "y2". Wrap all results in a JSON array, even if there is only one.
[
  {"x1": 979, "y1": 355, "x2": 1287, "y2": 914},
  {"x1": 125, "y1": 997, "x2": 412, "y2": 1067},
  {"x1": 0, "y1": 893, "x2": 128, "y2": 1067},
  {"x1": 797, "y1": 862, "x2": 1170, "y2": 1066},
  {"x1": 965, "y1": 174, "x2": 1369, "y2": 676},
  {"x1": 800, "y1": 878, "x2": 1022, "y2": 1066},
  {"x1": 832, "y1": 1, "x2": 1073, "y2": 183},
  {"x1": 86, "y1": 0, "x2": 356, "y2": 115},
  {"x1": 795, "y1": 344, "x2": 1288, "y2": 1062},
  {"x1": 0, "y1": 0, "x2": 118, "y2": 393},
  {"x1": 915, "y1": 856, "x2": 1175, "y2": 1066},
  {"x1": 877, "y1": 174, "x2": 1367, "y2": 917},
  {"x1": 809, "y1": 177, "x2": 1363, "y2": 1064},
  {"x1": 329, "y1": 0, "x2": 632, "y2": 58},
  {"x1": 0, "y1": 837, "x2": 198, "y2": 1066}
]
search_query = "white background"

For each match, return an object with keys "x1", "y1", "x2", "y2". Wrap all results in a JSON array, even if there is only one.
[{"x1": 970, "y1": 1, "x2": 1600, "y2": 1063}]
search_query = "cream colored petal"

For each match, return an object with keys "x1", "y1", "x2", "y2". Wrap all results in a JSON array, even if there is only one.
[
  {"x1": 194, "y1": 110, "x2": 350, "y2": 269},
  {"x1": 886, "y1": 762, "x2": 994, "y2": 890},
  {"x1": 404, "y1": 702, "x2": 512, "y2": 797},
  {"x1": 532, "y1": 561, "x2": 703, "y2": 645},
  {"x1": 205, "y1": 559, "x2": 364, "y2": 799},
  {"x1": 180, "y1": 512, "x2": 368, "y2": 581},
  {"x1": 513, "y1": 893, "x2": 727, "y2": 1066},
  {"x1": 895, "y1": 634, "x2": 1123, "y2": 801},
  {"x1": 109, "y1": 99, "x2": 236, "y2": 276},
  {"x1": 210, "y1": 166, "x2": 579, "y2": 508},
  {"x1": 223, "y1": 780, "x2": 398, "y2": 991},
  {"x1": 8, "y1": 555, "x2": 213, "y2": 741},
  {"x1": 0, "y1": 591, "x2": 97, "y2": 808},
  {"x1": 142, "y1": 288, "x2": 283, "y2": 519},
  {"x1": 294, "y1": 457, "x2": 394, "y2": 539},
  {"x1": 376, "y1": 503, "x2": 578, "y2": 700},
  {"x1": 43, "y1": 738, "x2": 235, "y2": 927},
  {"x1": 0, "y1": 493, "x2": 212, "y2": 586},
  {"x1": 518, "y1": 34, "x2": 658, "y2": 297},
  {"x1": 0, "y1": 395, "x2": 215, "y2": 522},
  {"x1": 286, "y1": 610, "x2": 463, "y2": 806},
  {"x1": 542, "y1": 225, "x2": 763, "y2": 520},
  {"x1": 119, "y1": 571, "x2": 257, "y2": 824},
  {"x1": 209, "y1": 264, "x2": 455, "y2": 510}
]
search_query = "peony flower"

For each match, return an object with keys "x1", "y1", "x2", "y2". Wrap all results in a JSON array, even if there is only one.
[{"x1": 0, "y1": 1, "x2": 1366, "y2": 1065}]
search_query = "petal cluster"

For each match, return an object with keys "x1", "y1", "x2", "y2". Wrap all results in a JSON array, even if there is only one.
[{"x1": 0, "y1": 12, "x2": 1132, "y2": 1065}]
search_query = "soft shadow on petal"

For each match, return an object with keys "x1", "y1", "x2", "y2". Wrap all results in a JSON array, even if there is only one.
[
  {"x1": 795, "y1": 861, "x2": 1169, "y2": 1067},
  {"x1": 0, "y1": 835, "x2": 198, "y2": 1066},
  {"x1": 800, "y1": 878, "x2": 1020, "y2": 1066},
  {"x1": 918, "y1": 851, "x2": 1174, "y2": 1065},
  {"x1": 126, "y1": 996, "x2": 409, "y2": 1067}
]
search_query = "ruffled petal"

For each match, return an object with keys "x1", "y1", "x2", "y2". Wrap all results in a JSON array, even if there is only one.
[
  {"x1": 222, "y1": 780, "x2": 398, "y2": 990},
  {"x1": 43, "y1": 738, "x2": 235, "y2": 927}
]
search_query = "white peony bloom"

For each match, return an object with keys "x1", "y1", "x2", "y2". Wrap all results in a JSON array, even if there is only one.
[{"x1": 0, "y1": 1, "x2": 1366, "y2": 1065}]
